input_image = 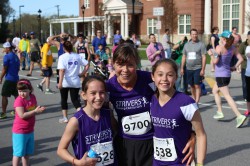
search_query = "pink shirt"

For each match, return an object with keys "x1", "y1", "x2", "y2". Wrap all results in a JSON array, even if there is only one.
[
  {"x1": 146, "y1": 42, "x2": 165, "y2": 65},
  {"x1": 12, "y1": 94, "x2": 37, "y2": 134}
]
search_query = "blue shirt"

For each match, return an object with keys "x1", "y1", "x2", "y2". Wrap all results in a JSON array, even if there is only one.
[
  {"x1": 113, "y1": 34, "x2": 122, "y2": 45},
  {"x1": 95, "y1": 50, "x2": 105, "y2": 60},
  {"x1": 58, "y1": 43, "x2": 64, "y2": 57},
  {"x1": 92, "y1": 36, "x2": 107, "y2": 52},
  {"x1": 3, "y1": 52, "x2": 20, "y2": 82}
]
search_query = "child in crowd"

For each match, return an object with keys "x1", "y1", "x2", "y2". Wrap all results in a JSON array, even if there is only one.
[
  {"x1": 105, "y1": 47, "x2": 112, "y2": 58},
  {"x1": 37, "y1": 38, "x2": 54, "y2": 94},
  {"x1": 102, "y1": 47, "x2": 110, "y2": 65},
  {"x1": 12, "y1": 79, "x2": 45, "y2": 166},
  {"x1": 57, "y1": 76, "x2": 116, "y2": 166},
  {"x1": 106, "y1": 58, "x2": 114, "y2": 73},
  {"x1": 150, "y1": 59, "x2": 207, "y2": 166},
  {"x1": 95, "y1": 44, "x2": 105, "y2": 60}
]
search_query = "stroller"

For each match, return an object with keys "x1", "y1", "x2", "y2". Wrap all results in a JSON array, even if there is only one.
[{"x1": 90, "y1": 60, "x2": 109, "y2": 80}]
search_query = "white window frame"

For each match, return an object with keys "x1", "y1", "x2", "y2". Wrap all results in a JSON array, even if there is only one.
[
  {"x1": 84, "y1": 0, "x2": 90, "y2": 8},
  {"x1": 178, "y1": 15, "x2": 191, "y2": 35},
  {"x1": 147, "y1": 19, "x2": 157, "y2": 35},
  {"x1": 222, "y1": 0, "x2": 240, "y2": 31}
]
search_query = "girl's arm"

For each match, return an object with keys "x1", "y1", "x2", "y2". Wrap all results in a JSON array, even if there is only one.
[
  {"x1": 58, "y1": 69, "x2": 65, "y2": 89},
  {"x1": 16, "y1": 106, "x2": 45, "y2": 119},
  {"x1": 57, "y1": 117, "x2": 97, "y2": 166},
  {"x1": 191, "y1": 110, "x2": 207, "y2": 165},
  {"x1": 208, "y1": 46, "x2": 221, "y2": 65},
  {"x1": 211, "y1": 36, "x2": 215, "y2": 49}
]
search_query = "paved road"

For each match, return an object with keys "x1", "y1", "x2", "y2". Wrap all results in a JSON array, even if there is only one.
[{"x1": 0, "y1": 50, "x2": 250, "y2": 166}]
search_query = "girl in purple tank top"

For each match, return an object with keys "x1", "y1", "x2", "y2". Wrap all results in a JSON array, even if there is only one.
[
  {"x1": 151, "y1": 59, "x2": 207, "y2": 166},
  {"x1": 57, "y1": 76, "x2": 116, "y2": 166},
  {"x1": 208, "y1": 30, "x2": 246, "y2": 128}
]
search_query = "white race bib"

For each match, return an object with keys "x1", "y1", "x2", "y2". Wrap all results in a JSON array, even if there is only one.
[
  {"x1": 47, "y1": 50, "x2": 52, "y2": 56},
  {"x1": 122, "y1": 112, "x2": 152, "y2": 135},
  {"x1": 188, "y1": 52, "x2": 196, "y2": 60},
  {"x1": 90, "y1": 141, "x2": 114, "y2": 166},
  {"x1": 153, "y1": 137, "x2": 177, "y2": 161}
]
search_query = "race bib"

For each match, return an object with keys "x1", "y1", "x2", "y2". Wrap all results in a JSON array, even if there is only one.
[
  {"x1": 90, "y1": 141, "x2": 114, "y2": 166},
  {"x1": 79, "y1": 53, "x2": 86, "y2": 60},
  {"x1": 188, "y1": 52, "x2": 196, "y2": 60},
  {"x1": 122, "y1": 112, "x2": 152, "y2": 135},
  {"x1": 153, "y1": 137, "x2": 177, "y2": 161},
  {"x1": 47, "y1": 50, "x2": 52, "y2": 56}
]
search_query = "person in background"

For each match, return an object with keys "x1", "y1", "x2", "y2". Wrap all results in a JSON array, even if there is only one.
[
  {"x1": 27, "y1": 32, "x2": 42, "y2": 76},
  {"x1": 18, "y1": 34, "x2": 30, "y2": 70},
  {"x1": 162, "y1": 29, "x2": 174, "y2": 58},
  {"x1": 130, "y1": 33, "x2": 141, "y2": 49},
  {"x1": 208, "y1": 30, "x2": 246, "y2": 128},
  {"x1": 36, "y1": 38, "x2": 54, "y2": 94},
  {"x1": 0, "y1": 42, "x2": 20, "y2": 119},
  {"x1": 172, "y1": 36, "x2": 189, "y2": 94},
  {"x1": 208, "y1": 27, "x2": 220, "y2": 72},
  {"x1": 12, "y1": 33, "x2": 21, "y2": 53},
  {"x1": 91, "y1": 30, "x2": 107, "y2": 53},
  {"x1": 113, "y1": 30, "x2": 123, "y2": 46},
  {"x1": 146, "y1": 34, "x2": 165, "y2": 65},
  {"x1": 231, "y1": 27, "x2": 242, "y2": 72}
]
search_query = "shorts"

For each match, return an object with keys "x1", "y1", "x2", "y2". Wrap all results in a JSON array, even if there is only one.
[
  {"x1": 245, "y1": 76, "x2": 250, "y2": 102},
  {"x1": 114, "y1": 136, "x2": 153, "y2": 166},
  {"x1": 1, "y1": 80, "x2": 18, "y2": 97},
  {"x1": 12, "y1": 132, "x2": 34, "y2": 157},
  {"x1": 186, "y1": 69, "x2": 202, "y2": 86},
  {"x1": 216, "y1": 77, "x2": 231, "y2": 87},
  {"x1": 30, "y1": 51, "x2": 41, "y2": 63},
  {"x1": 42, "y1": 67, "x2": 52, "y2": 77}
]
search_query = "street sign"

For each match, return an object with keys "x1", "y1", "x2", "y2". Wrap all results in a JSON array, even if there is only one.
[
  {"x1": 156, "y1": 21, "x2": 161, "y2": 30},
  {"x1": 153, "y1": 7, "x2": 164, "y2": 16}
]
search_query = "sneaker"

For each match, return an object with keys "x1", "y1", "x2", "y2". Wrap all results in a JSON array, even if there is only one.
[
  {"x1": 59, "y1": 117, "x2": 68, "y2": 123},
  {"x1": 45, "y1": 89, "x2": 54, "y2": 94},
  {"x1": 36, "y1": 84, "x2": 43, "y2": 92},
  {"x1": 22, "y1": 68, "x2": 25, "y2": 70},
  {"x1": 244, "y1": 110, "x2": 250, "y2": 116},
  {"x1": 0, "y1": 112, "x2": 7, "y2": 119},
  {"x1": 213, "y1": 111, "x2": 224, "y2": 120},
  {"x1": 236, "y1": 115, "x2": 247, "y2": 128},
  {"x1": 26, "y1": 73, "x2": 32, "y2": 76},
  {"x1": 10, "y1": 111, "x2": 15, "y2": 116}
]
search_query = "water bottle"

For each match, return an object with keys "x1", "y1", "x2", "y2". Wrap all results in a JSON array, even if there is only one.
[{"x1": 88, "y1": 143, "x2": 101, "y2": 158}]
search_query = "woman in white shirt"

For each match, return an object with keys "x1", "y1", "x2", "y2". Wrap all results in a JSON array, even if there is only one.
[{"x1": 57, "y1": 41, "x2": 89, "y2": 123}]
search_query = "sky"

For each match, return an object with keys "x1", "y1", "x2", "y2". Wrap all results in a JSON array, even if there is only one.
[{"x1": 9, "y1": 0, "x2": 79, "y2": 18}]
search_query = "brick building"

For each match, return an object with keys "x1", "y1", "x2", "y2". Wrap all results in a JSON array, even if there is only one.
[{"x1": 49, "y1": 0, "x2": 250, "y2": 43}]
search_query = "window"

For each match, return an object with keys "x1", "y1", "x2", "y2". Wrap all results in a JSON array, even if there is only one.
[
  {"x1": 178, "y1": 15, "x2": 191, "y2": 35},
  {"x1": 222, "y1": 0, "x2": 239, "y2": 31},
  {"x1": 147, "y1": 19, "x2": 157, "y2": 34},
  {"x1": 84, "y1": 0, "x2": 90, "y2": 8}
]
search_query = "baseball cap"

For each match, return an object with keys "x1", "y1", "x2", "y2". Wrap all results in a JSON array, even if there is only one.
[
  {"x1": 3, "y1": 42, "x2": 11, "y2": 48},
  {"x1": 247, "y1": 31, "x2": 250, "y2": 35},
  {"x1": 219, "y1": 30, "x2": 232, "y2": 38},
  {"x1": 30, "y1": 32, "x2": 35, "y2": 35}
]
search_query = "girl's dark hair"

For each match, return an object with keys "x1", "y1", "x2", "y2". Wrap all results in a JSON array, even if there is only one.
[
  {"x1": 113, "y1": 43, "x2": 140, "y2": 65},
  {"x1": 211, "y1": 27, "x2": 219, "y2": 33},
  {"x1": 17, "y1": 79, "x2": 33, "y2": 93},
  {"x1": 224, "y1": 35, "x2": 235, "y2": 50},
  {"x1": 63, "y1": 41, "x2": 73, "y2": 52},
  {"x1": 82, "y1": 75, "x2": 106, "y2": 93},
  {"x1": 151, "y1": 59, "x2": 178, "y2": 97}
]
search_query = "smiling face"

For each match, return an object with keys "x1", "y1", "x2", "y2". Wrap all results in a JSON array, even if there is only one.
[
  {"x1": 81, "y1": 80, "x2": 106, "y2": 111},
  {"x1": 151, "y1": 62, "x2": 177, "y2": 94},
  {"x1": 114, "y1": 60, "x2": 137, "y2": 87}
]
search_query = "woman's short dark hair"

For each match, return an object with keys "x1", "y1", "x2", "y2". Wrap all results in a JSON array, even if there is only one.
[
  {"x1": 63, "y1": 41, "x2": 73, "y2": 52},
  {"x1": 113, "y1": 43, "x2": 140, "y2": 65}
]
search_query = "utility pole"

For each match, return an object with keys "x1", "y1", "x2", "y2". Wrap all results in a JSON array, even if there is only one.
[
  {"x1": 13, "y1": 15, "x2": 16, "y2": 35},
  {"x1": 55, "y1": 5, "x2": 60, "y2": 19}
]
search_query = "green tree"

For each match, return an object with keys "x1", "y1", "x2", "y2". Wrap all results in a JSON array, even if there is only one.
[{"x1": 0, "y1": 0, "x2": 14, "y2": 42}]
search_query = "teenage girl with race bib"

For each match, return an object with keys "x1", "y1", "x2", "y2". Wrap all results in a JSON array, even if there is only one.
[
  {"x1": 150, "y1": 59, "x2": 207, "y2": 166},
  {"x1": 57, "y1": 76, "x2": 116, "y2": 166}
]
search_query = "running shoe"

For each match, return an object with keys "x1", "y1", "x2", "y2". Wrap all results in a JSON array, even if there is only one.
[
  {"x1": 244, "y1": 110, "x2": 250, "y2": 116},
  {"x1": 26, "y1": 73, "x2": 32, "y2": 76},
  {"x1": 59, "y1": 117, "x2": 68, "y2": 123},
  {"x1": 10, "y1": 111, "x2": 15, "y2": 116},
  {"x1": 0, "y1": 112, "x2": 7, "y2": 119},
  {"x1": 36, "y1": 84, "x2": 43, "y2": 92},
  {"x1": 236, "y1": 115, "x2": 247, "y2": 128},
  {"x1": 213, "y1": 111, "x2": 224, "y2": 120},
  {"x1": 45, "y1": 89, "x2": 54, "y2": 94}
]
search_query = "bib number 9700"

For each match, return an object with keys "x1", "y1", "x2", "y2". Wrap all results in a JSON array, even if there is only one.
[{"x1": 123, "y1": 120, "x2": 150, "y2": 132}]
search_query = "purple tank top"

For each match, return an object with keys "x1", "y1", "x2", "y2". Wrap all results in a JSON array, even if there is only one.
[
  {"x1": 106, "y1": 70, "x2": 155, "y2": 140},
  {"x1": 72, "y1": 108, "x2": 114, "y2": 165},
  {"x1": 215, "y1": 46, "x2": 234, "y2": 77},
  {"x1": 151, "y1": 92, "x2": 197, "y2": 166}
]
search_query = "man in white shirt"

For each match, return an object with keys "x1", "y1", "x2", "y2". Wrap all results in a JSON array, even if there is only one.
[
  {"x1": 12, "y1": 33, "x2": 21, "y2": 52},
  {"x1": 162, "y1": 29, "x2": 174, "y2": 58}
]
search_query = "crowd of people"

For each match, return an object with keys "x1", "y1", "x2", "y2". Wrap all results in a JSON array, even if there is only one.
[{"x1": 0, "y1": 26, "x2": 249, "y2": 166}]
